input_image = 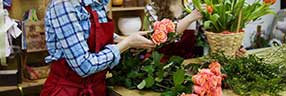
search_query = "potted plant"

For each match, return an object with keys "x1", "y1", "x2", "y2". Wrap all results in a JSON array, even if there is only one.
[{"x1": 192, "y1": 0, "x2": 276, "y2": 56}]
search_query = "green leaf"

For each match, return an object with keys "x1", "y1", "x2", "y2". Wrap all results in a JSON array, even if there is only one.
[
  {"x1": 210, "y1": 14, "x2": 220, "y2": 22},
  {"x1": 137, "y1": 80, "x2": 146, "y2": 89},
  {"x1": 168, "y1": 56, "x2": 184, "y2": 64},
  {"x1": 145, "y1": 76, "x2": 155, "y2": 88},
  {"x1": 127, "y1": 71, "x2": 144, "y2": 79},
  {"x1": 152, "y1": 51, "x2": 163, "y2": 65},
  {"x1": 161, "y1": 91, "x2": 176, "y2": 96},
  {"x1": 203, "y1": 20, "x2": 212, "y2": 29},
  {"x1": 155, "y1": 77, "x2": 163, "y2": 82},
  {"x1": 124, "y1": 79, "x2": 133, "y2": 88},
  {"x1": 173, "y1": 69, "x2": 185, "y2": 86},
  {"x1": 143, "y1": 65, "x2": 155, "y2": 73}
]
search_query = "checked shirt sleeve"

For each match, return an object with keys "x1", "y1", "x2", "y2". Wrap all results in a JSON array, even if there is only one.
[{"x1": 48, "y1": 1, "x2": 120, "y2": 77}]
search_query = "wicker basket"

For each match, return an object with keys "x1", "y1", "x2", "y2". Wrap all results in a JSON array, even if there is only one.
[{"x1": 205, "y1": 31, "x2": 244, "y2": 56}]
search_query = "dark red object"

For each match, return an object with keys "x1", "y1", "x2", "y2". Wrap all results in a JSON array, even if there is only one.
[
  {"x1": 158, "y1": 30, "x2": 197, "y2": 60},
  {"x1": 40, "y1": 6, "x2": 114, "y2": 96}
]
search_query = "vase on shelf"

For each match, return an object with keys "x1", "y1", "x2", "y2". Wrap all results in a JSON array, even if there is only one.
[
  {"x1": 112, "y1": 0, "x2": 123, "y2": 7},
  {"x1": 118, "y1": 16, "x2": 142, "y2": 36}
]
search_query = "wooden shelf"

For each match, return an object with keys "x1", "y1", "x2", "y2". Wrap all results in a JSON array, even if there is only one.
[
  {"x1": 0, "y1": 78, "x2": 46, "y2": 92},
  {"x1": 27, "y1": 49, "x2": 47, "y2": 53},
  {"x1": 111, "y1": 7, "x2": 145, "y2": 12}
]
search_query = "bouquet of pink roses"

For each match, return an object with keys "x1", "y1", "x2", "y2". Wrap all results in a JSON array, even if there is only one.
[
  {"x1": 150, "y1": 18, "x2": 178, "y2": 46},
  {"x1": 181, "y1": 62, "x2": 226, "y2": 96}
]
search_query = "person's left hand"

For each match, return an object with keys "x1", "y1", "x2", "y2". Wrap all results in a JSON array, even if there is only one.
[
  {"x1": 235, "y1": 48, "x2": 247, "y2": 57},
  {"x1": 187, "y1": 9, "x2": 203, "y2": 22}
]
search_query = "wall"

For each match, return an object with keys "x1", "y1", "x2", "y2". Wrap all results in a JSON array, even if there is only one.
[
  {"x1": 8, "y1": 0, "x2": 48, "y2": 20},
  {"x1": 243, "y1": 0, "x2": 281, "y2": 48}
]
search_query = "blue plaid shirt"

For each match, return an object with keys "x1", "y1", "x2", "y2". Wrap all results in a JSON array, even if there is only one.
[{"x1": 45, "y1": 0, "x2": 120, "y2": 77}]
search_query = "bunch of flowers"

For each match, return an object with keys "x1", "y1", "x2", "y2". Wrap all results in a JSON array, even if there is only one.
[
  {"x1": 181, "y1": 62, "x2": 225, "y2": 96},
  {"x1": 192, "y1": 0, "x2": 276, "y2": 33},
  {"x1": 151, "y1": 18, "x2": 176, "y2": 45}
]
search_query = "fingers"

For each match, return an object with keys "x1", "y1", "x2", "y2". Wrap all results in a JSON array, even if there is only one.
[
  {"x1": 138, "y1": 31, "x2": 152, "y2": 35},
  {"x1": 236, "y1": 48, "x2": 247, "y2": 57}
]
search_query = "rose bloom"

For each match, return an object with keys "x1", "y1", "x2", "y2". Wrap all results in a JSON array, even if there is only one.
[
  {"x1": 194, "y1": 85, "x2": 206, "y2": 96},
  {"x1": 153, "y1": 21, "x2": 167, "y2": 33},
  {"x1": 199, "y1": 69, "x2": 214, "y2": 76},
  {"x1": 209, "y1": 61, "x2": 221, "y2": 75},
  {"x1": 151, "y1": 30, "x2": 167, "y2": 45},
  {"x1": 160, "y1": 19, "x2": 175, "y2": 32},
  {"x1": 208, "y1": 87, "x2": 222, "y2": 96},
  {"x1": 192, "y1": 74, "x2": 206, "y2": 86},
  {"x1": 207, "y1": 75, "x2": 222, "y2": 89}
]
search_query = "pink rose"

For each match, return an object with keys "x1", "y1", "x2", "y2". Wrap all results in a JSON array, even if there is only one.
[
  {"x1": 207, "y1": 75, "x2": 222, "y2": 88},
  {"x1": 194, "y1": 85, "x2": 206, "y2": 96},
  {"x1": 192, "y1": 74, "x2": 206, "y2": 86},
  {"x1": 153, "y1": 21, "x2": 160, "y2": 28},
  {"x1": 151, "y1": 30, "x2": 167, "y2": 45},
  {"x1": 153, "y1": 21, "x2": 167, "y2": 33},
  {"x1": 209, "y1": 61, "x2": 221, "y2": 76},
  {"x1": 160, "y1": 19, "x2": 175, "y2": 32},
  {"x1": 199, "y1": 69, "x2": 214, "y2": 76}
]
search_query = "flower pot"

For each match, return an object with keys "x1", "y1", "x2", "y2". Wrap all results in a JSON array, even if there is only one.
[
  {"x1": 205, "y1": 31, "x2": 244, "y2": 56},
  {"x1": 118, "y1": 16, "x2": 142, "y2": 36}
]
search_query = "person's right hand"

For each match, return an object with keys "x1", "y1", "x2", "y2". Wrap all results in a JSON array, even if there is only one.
[{"x1": 117, "y1": 31, "x2": 155, "y2": 53}]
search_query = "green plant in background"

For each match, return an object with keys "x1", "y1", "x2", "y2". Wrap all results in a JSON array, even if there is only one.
[{"x1": 192, "y1": 0, "x2": 276, "y2": 33}]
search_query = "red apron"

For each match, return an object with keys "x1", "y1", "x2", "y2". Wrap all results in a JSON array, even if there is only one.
[{"x1": 40, "y1": 6, "x2": 114, "y2": 96}]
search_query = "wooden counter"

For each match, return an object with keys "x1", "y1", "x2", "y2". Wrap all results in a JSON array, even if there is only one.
[{"x1": 0, "y1": 47, "x2": 281, "y2": 95}]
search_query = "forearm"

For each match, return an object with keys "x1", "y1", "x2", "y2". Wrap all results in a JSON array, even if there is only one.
[{"x1": 176, "y1": 14, "x2": 196, "y2": 34}]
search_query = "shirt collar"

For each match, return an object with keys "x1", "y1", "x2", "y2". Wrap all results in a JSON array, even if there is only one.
[{"x1": 80, "y1": 0, "x2": 109, "y2": 6}]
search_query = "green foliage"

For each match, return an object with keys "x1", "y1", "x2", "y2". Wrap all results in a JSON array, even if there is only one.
[
  {"x1": 108, "y1": 51, "x2": 192, "y2": 96},
  {"x1": 209, "y1": 53, "x2": 286, "y2": 96},
  {"x1": 192, "y1": 0, "x2": 275, "y2": 33}
]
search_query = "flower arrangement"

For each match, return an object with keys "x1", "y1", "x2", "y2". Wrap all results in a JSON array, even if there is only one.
[
  {"x1": 150, "y1": 18, "x2": 177, "y2": 46},
  {"x1": 192, "y1": 0, "x2": 276, "y2": 33},
  {"x1": 181, "y1": 61, "x2": 225, "y2": 96}
]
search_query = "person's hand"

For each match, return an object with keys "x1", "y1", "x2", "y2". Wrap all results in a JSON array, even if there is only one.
[
  {"x1": 117, "y1": 31, "x2": 155, "y2": 53},
  {"x1": 114, "y1": 35, "x2": 127, "y2": 43},
  {"x1": 186, "y1": 9, "x2": 202, "y2": 22},
  {"x1": 126, "y1": 31, "x2": 155, "y2": 48},
  {"x1": 235, "y1": 48, "x2": 247, "y2": 57}
]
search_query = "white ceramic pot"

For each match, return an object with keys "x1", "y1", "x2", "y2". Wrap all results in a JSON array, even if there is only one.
[{"x1": 118, "y1": 17, "x2": 142, "y2": 36}]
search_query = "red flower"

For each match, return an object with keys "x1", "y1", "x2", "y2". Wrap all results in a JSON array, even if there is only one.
[
  {"x1": 151, "y1": 30, "x2": 167, "y2": 45},
  {"x1": 207, "y1": 5, "x2": 213, "y2": 14},
  {"x1": 263, "y1": 0, "x2": 276, "y2": 5}
]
